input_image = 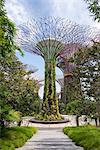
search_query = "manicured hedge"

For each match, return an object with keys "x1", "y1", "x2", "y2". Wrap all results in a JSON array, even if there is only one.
[
  {"x1": 63, "y1": 126, "x2": 100, "y2": 150},
  {"x1": 0, "y1": 126, "x2": 37, "y2": 150}
]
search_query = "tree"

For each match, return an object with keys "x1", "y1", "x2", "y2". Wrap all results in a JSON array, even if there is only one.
[
  {"x1": 0, "y1": 84, "x2": 11, "y2": 127},
  {"x1": 72, "y1": 41, "x2": 100, "y2": 126},
  {"x1": 0, "y1": 53, "x2": 41, "y2": 117},
  {"x1": 66, "y1": 100, "x2": 83, "y2": 126},
  {"x1": 16, "y1": 79, "x2": 41, "y2": 116},
  {"x1": 0, "y1": 0, "x2": 24, "y2": 128},
  {"x1": 57, "y1": 57, "x2": 82, "y2": 104},
  {"x1": 83, "y1": 100, "x2": 98, "y2": 126},
  {"x1": 0, "y1": 57, "x2": 41, "y2": 127},
  {"x1": 66, "y1": 99, "x2": 98, "y2": 126},
  {"x1": 86, "y1": 42, "x2": 100, "y2": 126},
  {"x1": 0, "y1": 0, "x2": 22, "y2": 57},
  {"x1": 17, "y1": 18, "x2": 95, "y2": 120},
  {"x1": 85, "y1": 0, "x2": 100, "y2": 22}
]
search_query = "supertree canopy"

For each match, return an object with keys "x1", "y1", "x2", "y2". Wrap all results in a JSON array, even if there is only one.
[{"x1": 16, "y1": 17, "x2": 99, "y2": 120}]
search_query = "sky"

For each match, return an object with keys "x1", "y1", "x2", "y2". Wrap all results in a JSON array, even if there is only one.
[{"x1": 5, "y1": 0, "x2": 100, "y2": 98}]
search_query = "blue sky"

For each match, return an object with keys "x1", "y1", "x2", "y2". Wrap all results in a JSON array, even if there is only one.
[{"x1": 5, "y1": 0, "x2": 100, "y2": 98}]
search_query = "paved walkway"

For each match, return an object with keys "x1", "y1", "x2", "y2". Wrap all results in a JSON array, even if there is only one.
[{"x1": 16, "y1": 128, "x2": 83, "y2": 150}]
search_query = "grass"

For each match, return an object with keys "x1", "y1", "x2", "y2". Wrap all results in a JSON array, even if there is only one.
[
  {"x1": 63, "y1": 126, "x2": 100, "y2": 150},
  {"x1": 0, "y1": 126, "x2": 37, "y2": 150}
]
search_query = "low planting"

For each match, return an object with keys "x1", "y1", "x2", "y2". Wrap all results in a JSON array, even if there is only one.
[
  {"x1": 0, "y1": 126, "x2": 37, "y2": 150},
  {"x1": 35, "y1": 113, "x2": 64, "y2": 121},
  {"x1": 63, "y1": 126, "x2": 100, "y2": 150}
]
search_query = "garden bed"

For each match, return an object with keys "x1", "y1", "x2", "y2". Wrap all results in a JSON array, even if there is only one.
[
  {"x1": 63, "y1": 126, "x2": 100, "y2": 150},
  {"x1": 29, "y1": 118, "x2": 69, "y2": 124},
  {"x1": 0, "y1": 126, "x2": 37, "y2": 150}
]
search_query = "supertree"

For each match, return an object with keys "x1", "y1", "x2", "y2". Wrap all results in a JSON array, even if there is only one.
[
  {"x1": 16, "y1": 17, "x2": 98, "y2": 120},
  {"x1": 57, "y1": 33, "x2": 100, "y2": 104},
  {"x1": 57, "y1": 44, "x2": 79, "y2": 104}
]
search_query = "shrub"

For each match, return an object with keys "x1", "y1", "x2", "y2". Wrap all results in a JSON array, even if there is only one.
[
  {"x1": 0, "y1": 126, "x2": 37, "y2": 150},
  {"x1": 63, "y1": 126, "x2": 100, "y2": 150},
  {"x1": 35, "y1": 113, "x2": 63, "y2": 121}
]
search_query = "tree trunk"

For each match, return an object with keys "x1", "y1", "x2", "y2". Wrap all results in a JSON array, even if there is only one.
[
  {"x1": 76, "y1": 115, "x2": 79, "y2": 126},
  {"x1": 95, "y1": 118, "x2": 98, "y2": 127},
  {"x1": 96, "y1": 101, "x2": 100, "y2": 127},
  {"x1": 0, "y1": 119, "x2": 5, "y2": 128},
  {"x1": 42, "y1": 59, "x2": 60, "y2": 120},
  {"x1": 18, "y1": 120, "x2": 22, "y2": 126},
  {"x1": 99, "y1": 117, "x2": 100, "y2": 127}
]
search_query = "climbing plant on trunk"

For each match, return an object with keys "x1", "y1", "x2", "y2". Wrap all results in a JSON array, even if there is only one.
[{"x1": 37, "y1": 40, "x2": 63, "y2": 119}]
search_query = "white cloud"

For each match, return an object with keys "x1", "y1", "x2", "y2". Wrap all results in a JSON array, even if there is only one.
[
  {"x1": 5, "y1": 0, "x2": 30, "y2": 25},
  {"x1": 49, "y1": 0, "x2": 100, "y2": 29},
  {"x1": 5, "y1": 0, "x2": 100, "y2": 29}
]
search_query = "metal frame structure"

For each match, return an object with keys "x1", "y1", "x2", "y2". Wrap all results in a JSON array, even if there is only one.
[{"x1": 16, "y1": 17, "x2": 99, "y2": 118}]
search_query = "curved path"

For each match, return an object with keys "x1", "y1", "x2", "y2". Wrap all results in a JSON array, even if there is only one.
[{"x1": 16, "y1": 128, "x2": 83, "y2": 150}]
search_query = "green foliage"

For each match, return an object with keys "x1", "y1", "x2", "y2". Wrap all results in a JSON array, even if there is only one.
[
  {"x1": 0, "y1": 0, "x2": 25, "y2": 127},
  {"x1": 72, "y1": 42, "x2": 100, "y2": 98},
  {"x1": 83, "y1": 100, "x2": 97, "y2": 117},
  {"x1": 66, "y1": 100, "x2": 83, "y2": 116},
  {"x1": 70, "y1": 42, "x2": 100, "y2": 124},
  {"x1": 85, "y1": 0, "x2": 100, "y2": 22},
  {"x1": 16, "y1": 79, "x2": 41, "y2": 116},
  {"x1": 0, "y1": 73, "x2": 13, "y2": 126},
  {"x1": 36, "y1": 40, "x2": 64, "y2": 118},
  {"x1": 66, "y1": 99, "x2": 97, "y2": 117},
  {"x1": 35, "y1": 113, "x2": 63, "y2": 121},
  {"x1": 0, "y1": 126, "x2": 37, "y2": 150},
  {"x1": 42, "y1": 60, "x2": 60, "y2": 120},
  {"x1": 7, "y1": 110, "x2": 21, "y2": 122},
  {"x1": 0, "y1": 0, "x2": 23, "y2": 57},
  {"x1": 66, "y1": 100, "x2": 84, "y2": 126},
  {"x1": 0, "y1": 53, "x2": 41, "y2": 123},
  {"x1": 63, "y1": 126, "x2": 100, "y2": 150}
]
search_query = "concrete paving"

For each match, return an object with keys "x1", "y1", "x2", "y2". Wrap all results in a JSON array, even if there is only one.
[{"x1": 16, "y1": 128, "x2": 84, "y2": 150}]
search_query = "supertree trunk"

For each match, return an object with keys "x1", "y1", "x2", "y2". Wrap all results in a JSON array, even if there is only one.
[
  {"x1": 63, "y1": 73, "x2": 73, "y2": 104},
  {"x1": 42, "y1": 59, "x2": 60, "y2": 119}
]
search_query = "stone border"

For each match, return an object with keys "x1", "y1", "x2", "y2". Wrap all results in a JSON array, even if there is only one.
[{"x1": 29, "y1": 119, "x2": 69, "y2": 124}]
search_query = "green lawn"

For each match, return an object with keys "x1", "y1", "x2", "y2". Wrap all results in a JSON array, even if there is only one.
[
  {"x1": 63, "y1": 126, "x2": 100, "y2": 150},
  {"x1": 0, "y1": 126, "x2": 37, "y2": 150}
]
